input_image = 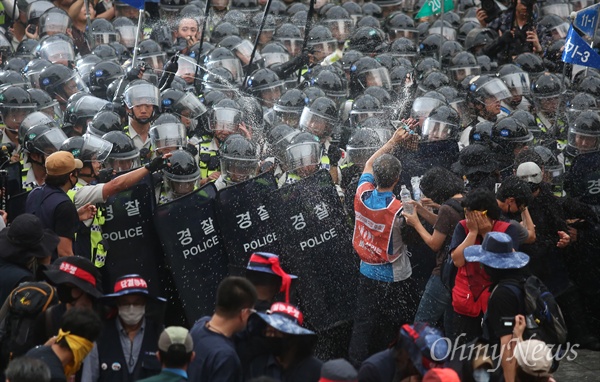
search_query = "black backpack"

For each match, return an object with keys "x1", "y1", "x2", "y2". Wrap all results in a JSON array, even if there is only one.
[
  {"x1": 440, "y1": 198, "x2": 464, "y2": 290},
  {"x1": 499, "y1": 276, "x2": 568, "y2": 347},
  {"x1": 0, "y1": 282, "x2": 58, "y2": 370}
]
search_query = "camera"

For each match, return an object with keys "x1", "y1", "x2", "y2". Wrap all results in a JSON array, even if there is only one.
[{"x1": 481, "y1": 0, "x2": 501, "y2": 23}]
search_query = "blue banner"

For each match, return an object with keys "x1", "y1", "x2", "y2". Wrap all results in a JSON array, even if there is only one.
[
  {"x1": 562, "y1": 26, "x2": 600, "y2": 69},
  {"x1": 121, "y1": 0, "x2": 144, "y2": 10},
  {"x1": 574, "y1": 4, "x2": 600, "y2": 38}
]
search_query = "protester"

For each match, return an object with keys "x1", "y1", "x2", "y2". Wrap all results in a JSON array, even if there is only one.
[
  {"x1": 136, "y1": 326, "x2": 195, "y2": 382},
  {"x1": 81, "y1": 274, "x2": 165, "y2": 382},
  {"x1": 5, "y1": 357, "x2": 51, "y2": 382},
  {"x1": 25, "y1": 307, "x2": 102, "y2": 382},
  {"x1": 188, "y1": 277, "x2": 257, "y2": 382}
]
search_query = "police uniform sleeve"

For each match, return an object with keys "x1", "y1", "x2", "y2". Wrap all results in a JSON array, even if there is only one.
[{"x1": 73, "y1": 184, "x2": 106, "y2": 208}]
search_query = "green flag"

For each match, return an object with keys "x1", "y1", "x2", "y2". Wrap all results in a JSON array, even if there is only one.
[{"x1": 415, "y1": 0, "x2": 454, "y2": 18}]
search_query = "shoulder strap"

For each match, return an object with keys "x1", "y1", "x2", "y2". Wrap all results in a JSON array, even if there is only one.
[{"x1": 443, "y1": 198, "x2": 464, "y2": 215}]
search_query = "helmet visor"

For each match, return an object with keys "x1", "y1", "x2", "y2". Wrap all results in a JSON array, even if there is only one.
[
  {"x1": 346, "y1": 145, "x2": 378, "y2": 166},
  {"x1": 73, "y1": 96, "x2": 111, "y2": 117},
  {"x1": 140, "y1": 52, "x2": 166, "y2": 71},
  {"x1": 389, "y1": 29, "x2": 419, "y2": 42},
  {"x1": 285, "y1": 141, "x2": 320, "y2": 171},
  {"x1": 93, "y1": 32, "x2": 119, "y2": 45},
  {"x1": 233, "y1": 40, "x2": 262, "y2": 65},
  {"x1": 568, "y1": 127, "x2": 600, "y2": 154},
  {"x1": 82, "y1": 134, "x2": 113, "y2": 163},
  {"x1": 124, "y1": 83, "x2": 160, "y2": 108},
  {"x1": 410, "y1": 97, "x2": 445, "y2": 118},
  {"x1": 220, "y1": 155, "x2": 259, "y2": 182},
  {"x1": 349, "y1": 110, "x2": 385, "y2": 128},
  {"x1": 323, "y1": 19, "x2": 354, "y2": 42},
  {"x1": 39, "y1": 13, "x2": 70, "y2": 34},
  {"x1": 299, "y1": 108, "x2": 337, "y2": 137},
  {"x1": 421, "y1": 118, "x2": 457, "y2": 142},
  {"x1": 262, "y1": 52, "x2": 290, "y2": 67},
  {"x1": 32, "y1": 128, "x2": 68, "y2": 155},
  {"x1": 279, "y1": 38, "x2": 303, "y2": 56},
  {"x1": 39, "y1": 41, "x2": 76, "y2": 65},
  {"x1": 428, "y1": 27, "x2": 456, "y2": 41},
  {"x1": 106, "y1": 154, "x2": 141, "y2": 172},
  {"x1": 55, "y1": 73, "x2": 89, "y2": 98},
  {"x1": 541, "y1": 4, "x2": 572, "y2": 18},
  {"x1": 309, "y1": 40, "x2": 337, "y2": 56},
  {"x1": 206, "y1": 58, "x2": 244, "y2": 84},
  {"x1": 550, "y1": 22, "x2": 570, "y2": 40},
  {"x1": 116, "y1": 26, "x2": 139, "y2": 48},
  {"x1": 501, "y1": 72, "x2": 531, "y2": 96},
  {"x1": 172, "y1": 92, "x2": 207, "y2": 119},
  {"x1": 449, "y1": 66, "x2": 481, "y2": 83},
  {"x1": 150, "y1": 122, "x2": 187, "y2": 149},
  {"x1": 475, "y1": 78, "x2": 512, "y2": 102},
  {"x1": 358, "y1": 68, "x2": 392, "y2": 90},
  {"x1": 210, "y1": 107, "x2": 242, "y2": 131},
  {"x1": 175, "y1": 56, "x2": 197, "y2": 80}
]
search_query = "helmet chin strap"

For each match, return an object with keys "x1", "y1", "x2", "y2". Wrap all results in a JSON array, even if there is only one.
[{"x1": 129, "y1": 108, "x2": 155, "y2": 125}]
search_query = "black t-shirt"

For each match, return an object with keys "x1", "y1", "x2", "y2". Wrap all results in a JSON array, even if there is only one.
[
  {"x1": 26, "y1": 345, "x2": 66, "y2": 382},
  {"x1": 54, "y1": 201, "x2": 79, "y2": 240},
  {"x1": 486, "y1": 282, "x2": 525, "y2": 345}
]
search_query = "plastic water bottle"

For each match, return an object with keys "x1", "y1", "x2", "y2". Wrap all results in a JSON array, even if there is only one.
[
  {"x1": 400, "y1": 185, "x2": 414, "y2": 214},
  {"x1": 411, "y1": 176, "x2": 422, "y2": 202}
]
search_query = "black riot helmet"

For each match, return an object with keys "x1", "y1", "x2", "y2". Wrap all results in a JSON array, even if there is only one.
[
  {"x1": 497, "y1": 64, "x2": 531, "y2": 98},
  {"x1": 0, "y1": 70, "x2": 28, "y2": 91},
  {"x1": 63, "y1": 95, "x2": 110, "y2": 136},
  {"x1": 22, "y1": 124, "x2": 68, "y2": 162},
  {"x1": 514, "y1": 53, "x2": 545, "y2": 80},
  {"x1": 159, "y1": 0, "x2": 192, "y2": 18},
  {"x1": 576, "y1": 75, "x2": 600, "y2": 98},
  {"x1": 18, "y1": 111, "x2": 59, "y2": 146},
  {"x1": 390, "y1": 65, "x2": 415, "y2": 96},
  {"x1": 531, "y1": 72, "x2": 563, "y2": 115},
  {"x1": 348, "y1": 26, "x2": 387, "y2": 55},
  {"x1": 112, "y1": 16, "x2": 138, "y2": 49},
  {"x1": 38, "y1": 64, "x2": 88, "y2": 104},
  {"x1": 150, "y1": 113, "x2": 187, "y2": 152},
  {"x1": 346, "y1": 128, "x2": 382, "y2": 166},
  {"x1": 163, "y1": 149, "x2": 200, "y2": 198},
  {"x1": 342, "y1": 1, "x2": 362, "y2": 24},
  {"x1": 91, "y1": 44, "x2": 118, "y2": 62},
  {"x1": 60, "y1": 134, "x2": 113, "y2": 167},
  {"x1": 202, "y1": 67, "x2": 236, "y2": 95},
  {"x1": 420, "y1": 105, "x2": 460, "y2": 142},
  {"x1": 440, "y1": 40, "x2": 464, "y2": 66},
  {"x1": 415, "y1": 57, "x2": 441, "y2": 79},
  {"x1": 211, "y1": 22, "x2": 240, "y2": 45},
  {"x1": 349, "y1": 56, "x2": 391, "y2": 98},
  {"x1": 532, "y1": 145, "x2": 564, "y2": 190},
  {"x1": 136, "y1": 39, "x2": 166, "y2": 74},
  {"x1": 122, "y1": 80, "x2": 160, "y2": 124},
  {"x1": 389, "y1": 38, "x2": 418, "y2": 62},
  {"x1": 260, "y1": 42, "x2": 290, "y2": 68},
  {"x1": 464, "y1": 28, "x2": 496, "y2": 54},
  {"x1": 205, "y1": 47, "x2": 244, "y2": 85},
  {"x1": 566, "y1": 92, "x2": 598, "y2": 126},
  {"x1": 341, "y1": 49, "x2": 364, "y2": 72},
  {"x1": 245, "y1": 68, "x2": 285, "y2": 108},
  {"x1": 209, "y1": 98, "x2": 243, "y2": 135},
  {"x1": 267, "y1": 123, "x2": 300, "y2": 163},
  {"x1": 38, "y1": 8, "x2": 71, "y2": 37},
  {"x1": 274, "y1": 23, "x2": 303, "y2": 57},
  {"x1": 0, "y1": 87, "x2": 36, "y2": 133},
  {"x1": 449, "y1": 51, "x2": 480, "y2": 84},
  {"x1": 386, "y1": 12, "x2": 417, "y2": 42},
  {"x1": 218, "y1": 35, "x2": 257, "y2": 67},
  {"x1": 102, "y1": 131, "x2": 141, "y2": 172},
  {"x1": 364, "y1": 86, "x2": 392, "y2": 108},
  {"x1": 511, "y1": 110, "x2": 542, "y2": 139},
  {"x1": 312, "y1": 69, "x2": 346, "y2": 105},
  {"x1": 89, "y1": 61, "x2": 124, "y2": 99},
  {"x1": 220, "y1": 133, "x2": 259, "y2": 184},
  {"x1": 159, "y1": 88, "x2": 207, "y2": 129},
  {"x1": 23, "y1": 58, "x2": 52, "y2": 89},
  {"x1": 418, "y1": 71, "x2": 450, "y2": 95},
  {"x1": 567, "y1": 110, "x2": 600, "y2": 156},
  {"x1": 88, "y1": 110, "x2": 122, "y2": 137},
  {"x1": 457, "y1": 21, "x2": 480, "y2": 44},
  {"x1": 419, "y1": 34, "x2": 446, "y2": 60},
  {"x1": 300, "y1": 96, "x2": 338, "y2": 139},
  {"x1": 27, "y1": 88, "x2": 60, "y2": 118},
  {"x1": 273, "y1": 88, "x2": 307, "y2": 126},
  {"x1": 466, "y1": 74, "x2": 511, "y2": 108},
  {"x1": 491, "y1": 116, "x2": 533, "y2": 158},
  {"x1": 306, "y1": 25, "x2": 337, "y2": 60},
  {"x1": 428, "y1": 20, "x2": 457, "y2": 41},
  {"x1": 349, "y1": 94, "x2": 383, "y2": 128},
  {"x1": 91, "y1": 18, "x2": 119, "y2": 46},
  {"x1": 362, "y1": 2, "x2": 382, "y2": 18},
  {"x1": 284, "y1": 131, "x2": 321, "y2": 176},
  {"x1": 469, "y1": 120, "x2": 494, "y2": 147},
  {"x1": 16, "y1": 39, "x2": 39, "y2": 60}
]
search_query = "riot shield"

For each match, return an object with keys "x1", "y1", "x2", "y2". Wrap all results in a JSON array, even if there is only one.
[
  {"x1": 215, "y1": 171, "x2": 280, "y2": 276},
  {"x1": 153, "y1": 183, "x2": 228, "y2": 324},
  {"x1": 268, "y1": 170, "x2": 358, "y2": 331},
  {"x1": 101, "y1": 177, "x2": 163, "y2": 296}
]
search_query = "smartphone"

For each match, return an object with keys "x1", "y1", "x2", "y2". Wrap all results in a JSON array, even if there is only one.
[
  {"x1": 501, "y1": 316, "x2": 515, "y2": 328},
  {"x1": 26, "y1": 24, "x2": 36, "y2": 34}
]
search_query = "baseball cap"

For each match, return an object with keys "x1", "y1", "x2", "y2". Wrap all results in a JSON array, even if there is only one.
[
  {"x1": 46, "y1": 151, "x2": 83, "y2": 176},
  {"x1": 513, "y1": 339, "x2": 553, "y2": 377},
  {"x1": 158, "y1": 326, "x2": 194, "y2": 353},
  {"x1": 516, "y1": 162, "x2": 543, "y2": 184}
]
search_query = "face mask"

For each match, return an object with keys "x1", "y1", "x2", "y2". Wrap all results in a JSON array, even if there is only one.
[
  {"x1": 57, "y1": 285, "x2": 76, "y2": 304},
  {"x1": 118, "y1": 304, "x2": 145, "y2": 325},
  {"x1": 473, "y1": 368, "x2": 491, "y2": 382},
  {"x1": 264, "y1": 337, "x2": 285, "y2": 356}
]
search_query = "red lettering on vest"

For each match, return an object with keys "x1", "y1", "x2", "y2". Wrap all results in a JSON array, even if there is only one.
[
  {"x1": 452, "y1": 220, "x2": 511, "y2": 317},
  {"x1": 353, "y1": 181, "x2": 403, "y2": 264}
]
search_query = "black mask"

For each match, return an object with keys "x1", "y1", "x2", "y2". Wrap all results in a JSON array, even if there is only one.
[
  {"x1": 265, "y1": 337, "x2": 286, "y2": 356},
  {"x1": 503, "y1": 209, "x2": 522, "y2": 221},
  {"x1": 57, "y1": 285, "x2": 76, "y2": 304}
]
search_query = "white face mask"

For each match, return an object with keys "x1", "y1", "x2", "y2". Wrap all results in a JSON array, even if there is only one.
[{"x1": 118, "y1": 304, "x2": 145, "y2": 326}]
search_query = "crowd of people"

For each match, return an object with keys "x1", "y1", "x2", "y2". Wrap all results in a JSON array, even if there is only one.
[{"x1": 0, "y1": 0, "x2": 599, "y2": 380}]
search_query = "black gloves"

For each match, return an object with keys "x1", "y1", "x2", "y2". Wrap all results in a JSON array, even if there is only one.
[
  {"x1": 145, "y1": 155, "x2": 169, "y2": 173},
  {"x1": 184, "y1": 143, "x2": 198, "y2": 157},
  {"x1": 328, "y1": 144, "x2": 342, "y2": 165},
  {"x1": 126, "y1": 62, "x2": 147, "y2": 81},
  {"x1": 97, "y1": 168, "x2": 114, "y2": 183}
]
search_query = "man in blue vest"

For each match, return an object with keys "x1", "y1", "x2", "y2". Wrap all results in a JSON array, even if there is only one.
[
  {"x1": 25, "y1": 151, "x2": 84, "y2": 258},
  {"x1": 81, "y1": 274, "x2": 165, "y2": 382}
]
